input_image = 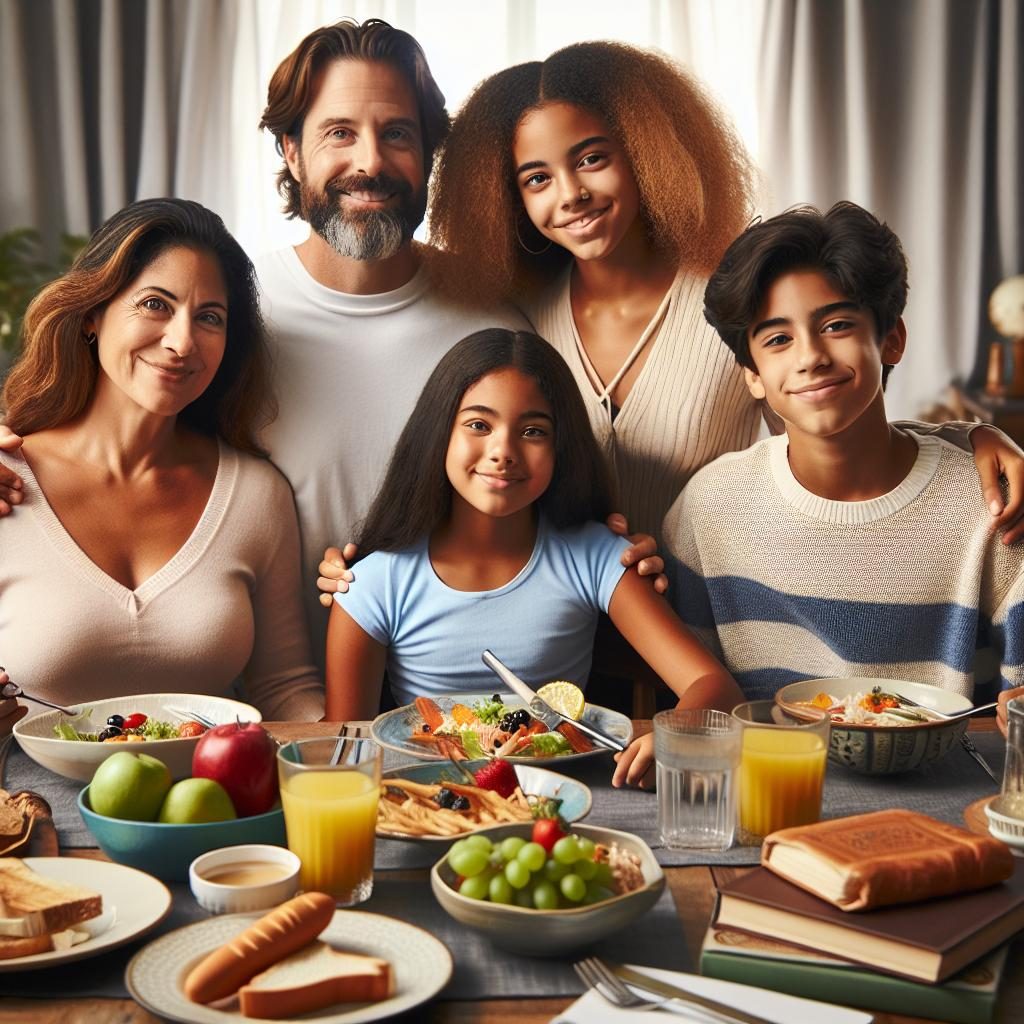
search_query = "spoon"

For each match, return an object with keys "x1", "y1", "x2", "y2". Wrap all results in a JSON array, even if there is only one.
[
  {"x1": 892, "y1": 693, "x2": 999, "y2": 722},
  {"x1": 0, "y1": 676, "x2": 78, "y2": 717}
]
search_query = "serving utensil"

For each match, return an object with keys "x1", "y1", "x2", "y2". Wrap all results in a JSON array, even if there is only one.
[
  {"x1": 481, "y1": 650, "x2": 626, "y2": 752},
  {"x1": 889, "y1": 694, "x2": 999, "y2": 722},
  {"x1": 164, "y1": 706, "x2": 217, "y2": 729},
  {"x1": 0, "y1": 678, "x2": 76, "y2": 717}
]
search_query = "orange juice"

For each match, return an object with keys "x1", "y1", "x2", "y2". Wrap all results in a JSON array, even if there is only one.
[
  {"x1": 280, "y1": 769, "x2": 379, "y2": 900},
  {"x1": 738, "y1": 728, "x2": 826, "y2": 839}
]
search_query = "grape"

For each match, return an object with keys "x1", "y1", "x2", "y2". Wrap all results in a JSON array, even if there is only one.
[
  {"x1": 464, "y1": 834, "x2": 493, "y2": 852},
  {"x1": 576, "y1": 837, "x2": 596, "y2": 860},
  {"x1": 532, "y1": 879, "x2": 559, "y2": 910},
  {"x1": 516, "y1": 841, "x2": 546, "y2": 872},
  {"x1": 504, "y1": 858, "x2": 530, "y2": 889},
  {"x1": 543, "y1": 858, "x2": 570, "y2": 882},
  {"x1": 552, "y1": 836, "x2": 580, "y2": 864},
  {"x1": 489, "y1": 874, "x2": 514, "y2": 904},
  {"x1": 515, "y1": 888, "x2": 534, "y2": 908},
  {"x1": 449, "y1": 847, "x2": 488, "y2": 877},
  {"x1": 500, "y1": 836, "x2": 526, "y2": 860},
  {"x1": 592, "y1": 861, "x2": 613, "y2": 887},
  {"x1": 448, "y1": 839, "x2": 470, "y2": 859},
  {"x1": 584, "y1": 882, "x2": 614, "y2": 904},
  {"x1": 459, "y1": 874, "x2": 490, "y2": 900},
  {"x1": 575, "y1": 857, "x2": 598, "y2": 881},
  {"x1": 560, "y1": 873, "x2": 586, "y2": 902}
]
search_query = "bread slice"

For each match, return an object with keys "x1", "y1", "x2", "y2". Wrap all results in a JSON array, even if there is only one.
[
  {"x1": 238, "y1": 941, "x2": 393, "y2": 1019},
  {"x1": 0, "y1": 790, "x2": 25, "y2": 845},
  {"x1": 0, "y1": 859, "x2": 102, "y2": 937},
  {"x1": 0, "y1": 932, "x2": 53, "y2": 960}
]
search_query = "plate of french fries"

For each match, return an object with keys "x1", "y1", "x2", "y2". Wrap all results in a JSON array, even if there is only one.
[{"x1": 376, "y1": 761, "x2": 591, "y2": 842}]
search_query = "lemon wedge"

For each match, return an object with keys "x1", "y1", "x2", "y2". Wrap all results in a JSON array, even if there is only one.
[{"x1": 537, "y1": 681, "x2": 585, "y2": 721}]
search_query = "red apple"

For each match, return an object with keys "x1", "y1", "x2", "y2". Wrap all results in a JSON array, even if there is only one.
[{"x1": 191, "y1": 721, "x2": 279, "y2": 817}]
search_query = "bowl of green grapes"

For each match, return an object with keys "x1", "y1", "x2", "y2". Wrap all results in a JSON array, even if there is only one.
[{"x1": 429, "y1": 822, "x2": 664, "y2": 954}]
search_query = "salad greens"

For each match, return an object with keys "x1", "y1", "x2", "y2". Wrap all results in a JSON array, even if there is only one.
[{"x1": 472, "y1": 697, "x2": 506, "y2": 726}]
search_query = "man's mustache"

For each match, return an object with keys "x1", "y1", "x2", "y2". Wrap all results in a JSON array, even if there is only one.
[{"x1": 325, "y1": 174, "x2": 413, "y2": 200}]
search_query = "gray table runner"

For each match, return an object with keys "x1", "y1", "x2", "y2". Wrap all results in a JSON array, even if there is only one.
[
  {"x1": 5, "y1": 733, "x2": 1006, "y2": 869},
  {"x1": 0, "y1": 875, "x2": 686, "y2": 1002}
]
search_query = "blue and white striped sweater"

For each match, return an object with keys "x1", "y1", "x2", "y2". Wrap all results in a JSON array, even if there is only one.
[{"x1": 663, "y1": 434, "x2": 1024, "y2": 700}]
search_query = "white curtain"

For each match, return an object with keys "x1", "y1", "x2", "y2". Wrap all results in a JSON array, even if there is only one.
[{"x1": 1, "y1": 0, "x2": 1020, "y2": 418}]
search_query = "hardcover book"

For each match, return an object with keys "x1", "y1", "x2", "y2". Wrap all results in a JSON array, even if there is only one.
[
  {"x1": 700, "y1": 925, "x2": 1008, "y2": 1024},
  {"x1": 714, "y1": 860, "x2": 1024, "y2": 983},
  {"x1": 761, "y1": 809, "x2": 1014, "y2": 911}
]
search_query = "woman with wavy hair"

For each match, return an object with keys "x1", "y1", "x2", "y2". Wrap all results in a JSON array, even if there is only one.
[
  {"x1": 430, "y1": 41, "x2": 1023, "y2": 541},
  {"x1": 0, "y1": 198, "x2": 322, "y2": 719}
]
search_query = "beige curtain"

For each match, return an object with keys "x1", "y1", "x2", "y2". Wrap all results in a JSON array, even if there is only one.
[{"x1": 1, "y1": 0, "x2": 1020, "y2": 419}]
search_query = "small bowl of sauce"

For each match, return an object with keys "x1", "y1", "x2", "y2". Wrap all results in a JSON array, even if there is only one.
[{"x1": 189, "y1": 844, "x2": 301, "y2": 914}]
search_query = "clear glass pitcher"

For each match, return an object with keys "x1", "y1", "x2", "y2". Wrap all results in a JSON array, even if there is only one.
[{"x1": 1002, "y1": 696, "x2": 1024, "y2": 802}]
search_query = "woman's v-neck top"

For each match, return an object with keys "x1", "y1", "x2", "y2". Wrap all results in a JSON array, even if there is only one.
[
  {"x1": 0, "y1": 444, "x2": 323, "y2": 720},
  {"x1": 526, "y1": 268, "x2": 762, "y2": 538}
]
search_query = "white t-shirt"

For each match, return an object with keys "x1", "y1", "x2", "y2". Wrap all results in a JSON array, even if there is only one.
[
  {"x1": 254, "y1": 247, "x2": 529, "y2": 666},
  {"x1": 334, "y1": 519, "x2": 631, "y2": 706}
]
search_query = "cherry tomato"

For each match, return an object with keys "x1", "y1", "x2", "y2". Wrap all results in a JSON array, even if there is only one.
[{"x1": 122, "y1": 713, "x2": 147, "y2": 730}]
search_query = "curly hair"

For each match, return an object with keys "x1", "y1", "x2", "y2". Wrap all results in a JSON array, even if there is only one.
[
  {"x1": 703, "y1": 201, "x2": 909, "y2": 386},
  {"x1": 3, "y1": 198, "x2": 276, "y2": 454},
  {"x1": 259, "y1": 18, "x2": 449, "y2": 220},
  {"x1": 354, "y1": 329, "x2": 615, "y2": 558},
  {"x1": 429, "y1": 41, "x2": 755, "y2": 303}
]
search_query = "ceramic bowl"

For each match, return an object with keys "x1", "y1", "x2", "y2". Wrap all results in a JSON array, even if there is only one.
[
  {"x1": 430, "y1": 823, "x2": 664, "y2": 955},
  {"x1": 775, "y1": 677, "x2": 972, "y2": 775},
  {"x1": 189, "y1": 844, "x2": 300, "y2": 913},
  {"x1": 78, "y1": 787, "x2": 286, "y2": 882},
  {"x1": 378, "y1": 760, "x2": 592, "y2": 842},
  {"x1": 14, "y1": 693, "x2": 262, "y2": 782}
]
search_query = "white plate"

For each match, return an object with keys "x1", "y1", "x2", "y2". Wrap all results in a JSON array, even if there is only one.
[
  {"x1": 372, "y1": 692, "x2": 632, "y2": 765},
  {"x1": 0, "y1": 856, "x2": 172, "y2": 971},
  {"x1": 126, "y1": 909, "x2": 453, "y2": 1023}
]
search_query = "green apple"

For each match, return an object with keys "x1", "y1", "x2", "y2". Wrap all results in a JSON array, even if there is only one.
[
  {"x1": 158, "y1": 777, "x2": 236, "y2": 824},
  {"x1": 89, "y1": 751, "x2": 172, "y2": 821}
]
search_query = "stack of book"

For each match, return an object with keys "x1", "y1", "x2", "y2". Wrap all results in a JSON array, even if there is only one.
[{"x1": 700, "y1": 809, "x2": 1024, "y2": 1024}]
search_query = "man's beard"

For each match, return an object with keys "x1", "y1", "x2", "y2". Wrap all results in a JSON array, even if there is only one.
[{"x1": 300, "y1": 173, "x2": 425, "y2": 261}]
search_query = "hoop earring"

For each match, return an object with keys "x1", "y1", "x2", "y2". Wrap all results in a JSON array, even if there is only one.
[{"x1": 515, "y1": 215, "x2": 552, "y2": 256}]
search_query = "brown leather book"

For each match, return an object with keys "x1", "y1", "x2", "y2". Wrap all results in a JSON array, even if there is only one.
[
  {"x1": 714, "y1": 859, "x2": 1024, "y2": 983},
  {"x1": 761, "y1": 810, "x2": 1014, "y2": 911}
]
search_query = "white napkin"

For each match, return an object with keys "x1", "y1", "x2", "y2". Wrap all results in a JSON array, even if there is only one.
[{"x1": 551, "y1": 965, "x2": 873, "y2": 1024}]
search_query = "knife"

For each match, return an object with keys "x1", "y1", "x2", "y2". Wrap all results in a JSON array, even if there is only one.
[
  {"x1": 611, "y1": 964, "x2": 778, "y2": 1024},
  {"x1": 960, "y1": 734, "x2": 1000, "y2": 786},
  {"x1": 480, "y1": 650, "x2": 628, "y2": 752}
]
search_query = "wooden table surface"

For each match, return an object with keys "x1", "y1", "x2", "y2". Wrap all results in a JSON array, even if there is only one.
[{"x1": 3, "y1": 719, "x2": 1021, "y2": 1024}]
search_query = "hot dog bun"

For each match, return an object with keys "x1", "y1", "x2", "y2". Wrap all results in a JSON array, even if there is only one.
[
  {"x1": 238, "y1": 940, "x2": 393, "y2": 1018},
  {"x1": 184, "y1": 891, "x2": 335, "y2": 1004}
]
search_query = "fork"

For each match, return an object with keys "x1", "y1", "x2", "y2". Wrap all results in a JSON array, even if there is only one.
[
  {"x1": 891, "y1": 691, "x2": 1000, "y2": 784},
  {"x1": 574, "y1": 957, "x2": 768, "y2": 1024}
]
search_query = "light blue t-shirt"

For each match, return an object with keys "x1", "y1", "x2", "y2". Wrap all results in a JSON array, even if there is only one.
[{"x1": 334, "y1": 519, "x2": 631, "y2": 706}]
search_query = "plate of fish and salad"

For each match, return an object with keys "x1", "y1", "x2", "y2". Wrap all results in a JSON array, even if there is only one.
[{"x1": 371, "y1": 691, "x2": 632, "y2": 765}]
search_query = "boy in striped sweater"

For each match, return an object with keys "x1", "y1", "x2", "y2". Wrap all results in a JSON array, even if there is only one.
[{"x1": 662, "y1": 201, "x2": 1024, "y2": 725}]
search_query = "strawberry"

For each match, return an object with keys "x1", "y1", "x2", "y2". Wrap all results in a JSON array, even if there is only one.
[
  {"x1": 531, "y1": 797, "x2": 567, "y2": 853},
  {"x1": 473, "y1": 758, "x2": 518, "y2": 798}
]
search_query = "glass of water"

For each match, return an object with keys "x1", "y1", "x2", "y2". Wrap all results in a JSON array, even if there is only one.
[{"x1": 654, "y1": 708, "x2": 741, "y2": 852}]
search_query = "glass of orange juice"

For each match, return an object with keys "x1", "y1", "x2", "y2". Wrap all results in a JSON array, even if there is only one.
[
  {"x1": 277, "y1": 735, "x2": 381, "y2": 906},
  {"x1": 732, "y1": 700, "x2": 829, "y2": 846}
]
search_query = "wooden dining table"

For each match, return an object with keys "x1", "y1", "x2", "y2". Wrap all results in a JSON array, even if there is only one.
[{"x1": 2, "y1": 719, "x2": 1022, "y2": 1024}]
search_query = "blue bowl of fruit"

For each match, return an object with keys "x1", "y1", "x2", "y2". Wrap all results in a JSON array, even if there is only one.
[
  {"x1": 430, "y1": 822, "x2": 664, "y2": 955},
  {"x1": 77, "y1": 723, "x2": 285, "y2": 881}
]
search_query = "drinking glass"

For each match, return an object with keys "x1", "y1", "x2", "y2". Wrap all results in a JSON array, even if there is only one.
[
  {"x1": 277, "y1": 735, "x2": 381, "y2": 906},
  {"x1": 654, "y1": 708, "x2": 741, "y2": 851},
  {"x1": 732, "y1": 700, "x2": 829, "y2": 846},
  {"x1": 1001, "y1": 697, "x2": 1024, "y2": 817}
]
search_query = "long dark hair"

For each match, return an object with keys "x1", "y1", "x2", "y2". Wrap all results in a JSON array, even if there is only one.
[
  {"x1": 355, "y1": 330, "x2": 615, "y2": 557},
  {"x1": 4, "y1": 198, "x2": 275, "y2": 455}
]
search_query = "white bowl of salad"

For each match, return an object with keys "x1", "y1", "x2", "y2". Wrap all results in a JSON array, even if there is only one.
[{"x1": 13, "y1": 693, "x2": 261, "y2": 782}]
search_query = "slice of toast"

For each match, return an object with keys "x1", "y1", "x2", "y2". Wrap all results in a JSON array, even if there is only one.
[
  {"x1": 238, "y1": 940, "x2": 393, "y2": 1019},
  {"x1": 0, "y1": 790, "x2": 26, "y2": 845},
  {"x1": 0, "y1": 932, "x2": 53, "y2": 960},
  {"x1": 0, "y1": 859, "x2": 102, "y2": 937}
]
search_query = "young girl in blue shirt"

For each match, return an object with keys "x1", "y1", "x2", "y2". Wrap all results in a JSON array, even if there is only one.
[{"x1": 326, "y1": 329, "x2": 742, "y2": 786}]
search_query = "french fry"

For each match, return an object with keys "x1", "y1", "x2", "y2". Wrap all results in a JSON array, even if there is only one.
[{"x1": 377, "y1": 777, "x2": 534, "y2": 837}]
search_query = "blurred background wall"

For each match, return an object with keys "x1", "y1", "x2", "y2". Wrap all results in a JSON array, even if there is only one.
[{"x1": 1, "y1": 0, "x2": 1020, "y2": 421}]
